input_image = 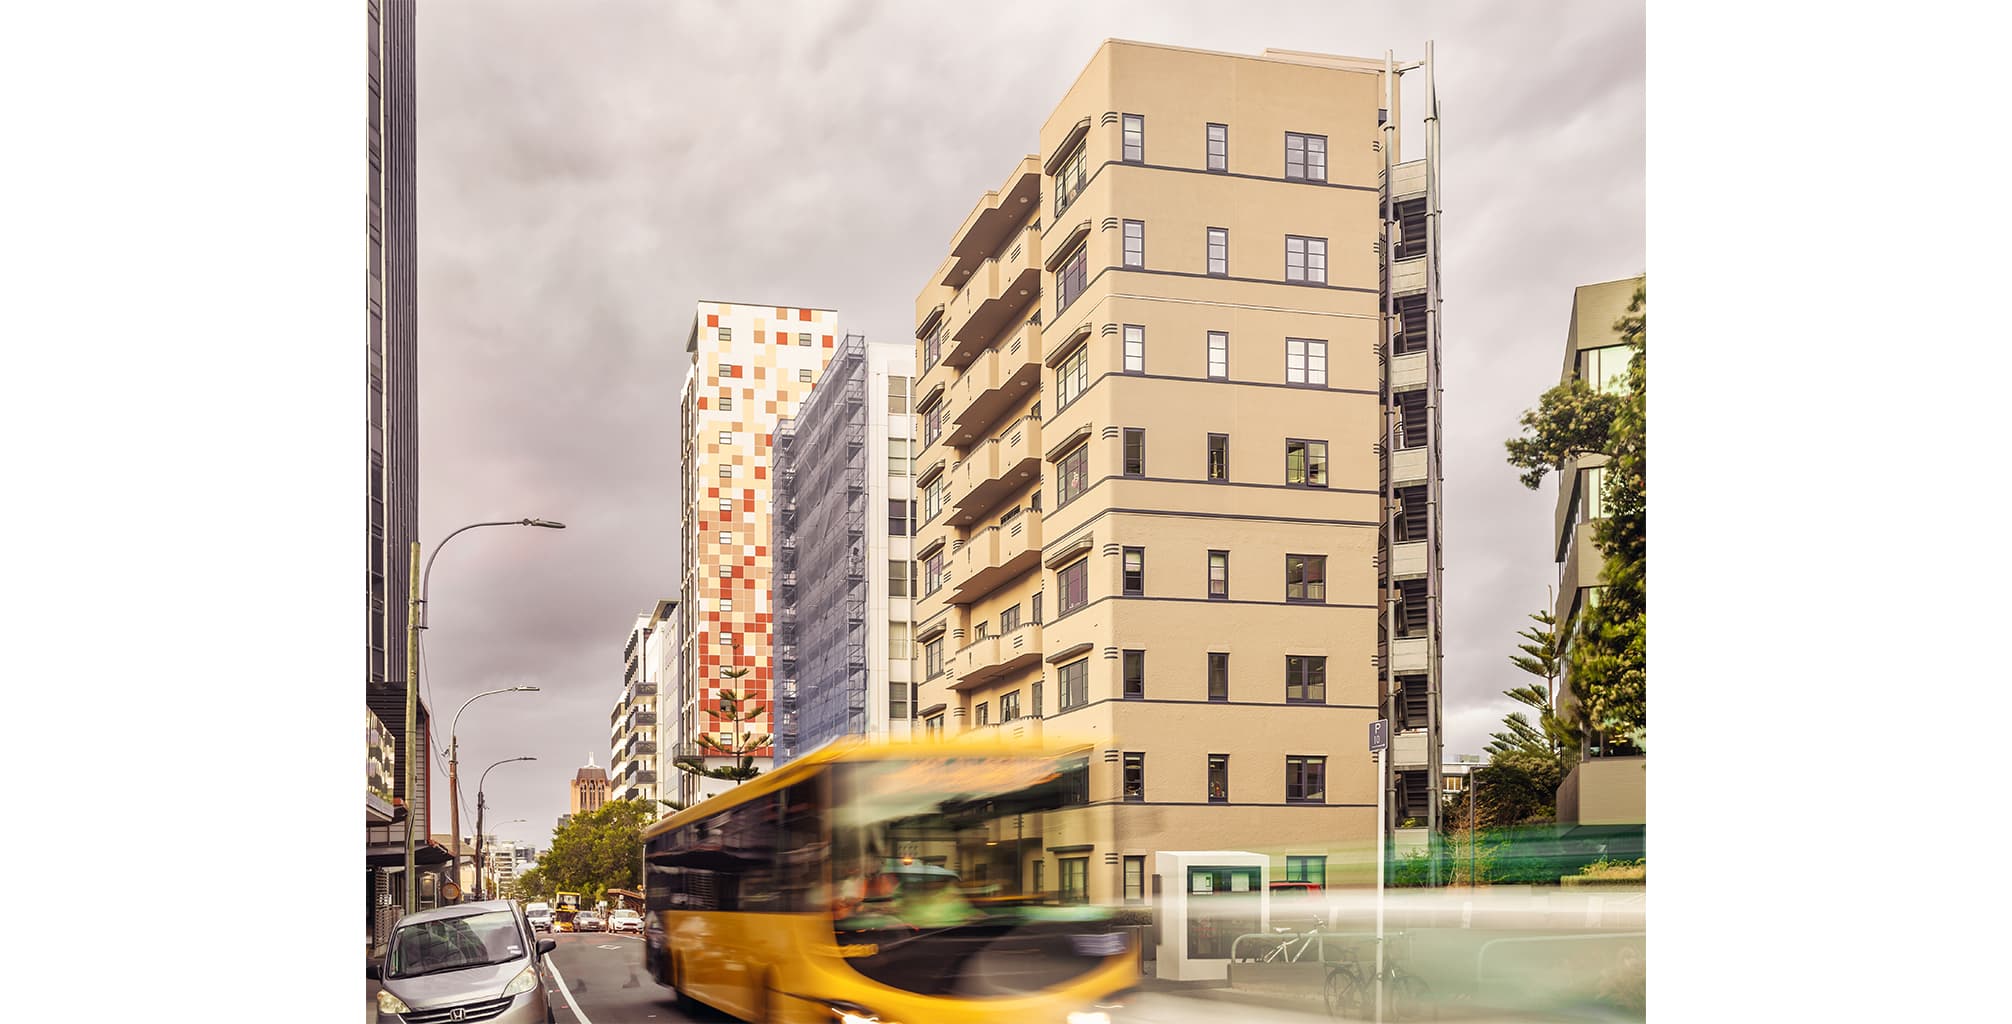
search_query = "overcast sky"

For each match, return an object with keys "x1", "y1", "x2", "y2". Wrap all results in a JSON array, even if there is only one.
[{"x1": 411, "y1": 0, "x2": 1645, "y2": 852}]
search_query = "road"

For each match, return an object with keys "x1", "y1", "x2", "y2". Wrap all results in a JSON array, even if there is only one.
[{"x1": 542, "y1": 930, "x2": 733, "y2": 1024}]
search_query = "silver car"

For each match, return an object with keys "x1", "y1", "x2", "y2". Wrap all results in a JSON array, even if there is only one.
[{"x1": 370, "y1": 900, "x2": 557, "y2": 1024}]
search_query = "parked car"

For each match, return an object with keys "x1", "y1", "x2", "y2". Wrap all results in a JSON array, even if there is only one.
[
  {"x1": 370, "y1": 899, "x2": 556, "y2": 1024},
  {"x1": 524, "y1": 906, "x2": 553, "y2": 933},
  {"x1": 1269, "y1": 881, "x2": 1329, "y2": 929},
  {"x1": 573, "y1": 912, "x2": 605, "y2": 933},
  {"x1": 606, "y1": 909, "x2": 642, "y2": 935}
]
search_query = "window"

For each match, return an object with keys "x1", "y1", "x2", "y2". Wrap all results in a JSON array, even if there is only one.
[
  {"x1": 1578, "y1": 465, "x2": 1608, "y2": 521},
  {"x1": 1122, "y1": 547, "x2": 1144, "y2": 595},
  {"x1": 1056, "y1": 343, "x2": 1090, "y2": 409},
  {"x1": 1056, "y1": 244, "x2": 1089, "y2": 313},
  {"x1": 1031, "y1": 592, "x2": 1043, "y2": 624},
  {"x1": 718, "y1": 431, "x2": 733, "y2": 445},
  {"x1": 888, "y1": 500, "x2": 912, "y2": 537},
  {"x1": 1286, "y1": 855, "x2": 1327, "y2": 885},
  {"x1": 1122, "y1": 752, "x2": 1145, "y2": 801},
  {"x1": 1207, "y1": 754, "x2": 1229, "y2": 803},
  {"x1": 1285, "y1": 338, "x2": 1327, "y2": 386},
  {"x1": 720, "y1": 363, "x2": 737, "y2": 377},
  {"x1": 923, "y1": 403, "x2": 943, "y2": 447},
  {"x1": 1122, "y1": 325, "x2": 1145, "y2": 373},
  {"x1": 1285, "y1": 132, "x2": 1327, "y2": 182},
  {"x1": 1207, "y1": 332, "x2": 1228, "y2": 379},
  {"x1": 1034, "y1": 859, "x2": 1045, "y2": 894},
  {"x1": 1123, "y1": 220, "x2": 1144, "y2": 268},
  {"x1": 923, "y1": 478, "x2": 946, "y2": 522},
  {"x1": 1031, "y1": 680, "x2": 1043, "y2": 719},
  {"x1": 1057, "y1": 444, "x2": 1089, "y2": 505},
  {"x1": 1207, "y1": 433, "x2": 1229, "y2": 481},
  {"x1": 1059, "y1": 856, "x2": 1088, "y2": 904},
  {"x1": 1286, "y1": 756, "x2": 1327, "y2": 803},
  {"x1": 1206, "y1": 123, "x2": 1228, "y2": 172},
  {"x1": 1285, "y1": 655, "x2": 1326, "y2": 703},
  {"x1": 975, "y1": 702, "x2": 989, "y2": 727},
  {"x1": 1058, "y1": 559, "x2": 1089, "y2": 615},
  {"x1": 1124, "y1": 855, "x2": 1147, "y2": 904},
  {"x1": 1207, "y1": 652, "x2": 1229, "y2": 702},
  {"x1": 1000, "y1": 604, "x2": 1021, "y2": 633},
  {"x1": 1123, "y1": 429, "x2": 1146, "y2": 476},
  {"x1": 719, "y1": 393, "x2": 733, "y2": 411},
  {"x1": 1285, "y1": 236, "x2": 1328, "y2": 284},
  {"x1": 973, "y1": 620, "x2": 990, "y2": 641},
  {"x1": 718, "y1": 327, "x2": 733, "y2": 341},
  {"x1": 1122, "y1": 650, "x2": 1145, "y2": 698},
  {"x1": 889, "y1": 621, "x2": 911, "y2": 660},
  {"x1": 888, "y1": 438, "x2": 910, "y2": 477},
  {"x1": 884, "y1": 558, "x2": 910, "y2": 599},
  {"x1": 1206, "y1": 228, "x2": 1228, "y2": 276},
  {"x1": 923, "y1": 323, "x2": 944, "y2": 371},
  {"x1": 1208, "y1": 551, "x2": 1229, "y2": 599},
  {"x1": 1054, "y1": 141, "x2": 1088, "y2": 216},
  {"x1": 798, "y1": 368, "x2": 813, "y2": 382},
  {"x1": 1284, "y1": 439, "x2": 1328, "y2": 488},
  {"x1": 1578, "y1": 344, "x2": 1630, "y2": 394},
  {"x1": 923, "y1": 551, "x2": 945, "y2": 597},
  {"x1": 1058, "y1": 657, "x2": 1088, "y2": 711},
  {"x1": 719, "y1": 498, "x2": 733, "y2": 512},
  {"x1": 799, "y1": 332, "x2": 812, "y2": 347},
  {"x1": 719, "y1": 464, "x2": 734, "y2": 479},
  {"x1": 888, "y1": 376, "x2": 908, "y2": 413},
  {"x1": 1000, "y1": 690, "x2": 1021, "y2": 722},
  {"x1": 1121, "y1": 113, "x2": 1144, "y2": 163},
  {"x1": 924, "y1": 637, "x2": 944, "y2": 678},
  {"x1": 1285, "y1": 554, "x2": 1326, "y2": 603}
]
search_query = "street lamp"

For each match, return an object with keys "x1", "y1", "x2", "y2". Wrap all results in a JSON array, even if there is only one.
[
  {"x1": 402, "y1": 518, "x2": 564, "y2": 915},
  {"x1": 475, "y1": 756, "x2": 535, "y2": 900},
  {"x1": 450, "y1": 686, "x2": 540, "y2": 902}
]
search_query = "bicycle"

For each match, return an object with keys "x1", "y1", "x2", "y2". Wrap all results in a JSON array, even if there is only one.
[{"x1": 1322, "y1": 938, "x2": 1435, "y2": 1020}]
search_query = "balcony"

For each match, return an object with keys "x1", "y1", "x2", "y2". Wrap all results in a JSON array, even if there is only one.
[
  {"x1": 940, "y1": 156, "x2": 1041, "y2": 289},
  {"x1": 1391, "y1": 729, "x2": 1429, "y2": 769},
  {"x1": 943, "y1": 224, "x2": 1043, "y2": 369},
  {"x1": 628, "y1": 710, "x2": 659, "y2": 730},
  {"x1": 947, "y1": 514, "x2": 1043, "y2": 606},
  {"x1": 947, "y1": 318, "x2": 1044, "y2": 443},
  {"x1": 634, "y1": 681, "x2": 658, "y2": 698},
  {"x1": 1389, "y1": 540, "x2": 1428, "y2": 579},
  {"x1": 1390, "y1": 445, "x2": 1427, "y2": 486},
  {"x1": 1388, "y1": 636, "x2": 1429, "y2": 674},
  {"x1": 949, "y1": 417, "x2": 1042, "y2": 526},
  {"x1": 948, "y1": 623, "x2": 1044, "y2": 691}
]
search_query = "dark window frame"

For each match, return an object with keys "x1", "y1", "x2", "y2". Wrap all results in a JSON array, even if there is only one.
[
  {"x1": 1056, "y1": 443, "x2": 1090, "y2": 505},
  {"x1": 1058, "y1": 657, "x2": 1089, "y2": 711},
  {"x1": 1206, "y1": 227, "x2": 1229, "y2": 277},
  {"x1": 1207, "y1": 754, "x2": 1229, "y2": 803},
  {"x1": 1207, "y1": 550, "x2": 1229, "y2": 600},
  {"x1": 1121, "y1": 546, "x2": 1145, "y2": 596},
  {"x1": 1285, "y1": 554, "x2": 1327, "y2": 604},
  {"x1": 1121, "y1": 751, "x2": 1145, "y2": 802},
  {"x1": 1205, "y1": 123, "x2": 1228, "y2": 172},
  {"x1": 1207, "y1": 331, "x2": 1229, "y2": 380},
  {"x1": 1122, "y1": 220, "x2": 1145, "y2": 269},
  {"x1": 1284, "y1": 132, "x2": 1328, "y2": 183},
  {"x1": 1121, "y1": 113, "x2": 1145, "y2": 163},
  {"x1": 1285, "y1": 654, "x2": 1327, "y2": 704},
  {"x1": 1122, "y1": 428, "x2": 1146, "y2": 477},
  {"x1": 1058, "y1": 558, "x2": 1090, "y2": 615},
  {"x1": 1122, "y1": 650, "x2": 1145, "y2": 699},
  {"x1": 1284, "y1": 438, "x2": 1329, "y2": 488},
  {"x1": 1207, "y1": 652, "x2": 1229, "y2": 702},
  {"x1": 1284, "y1": 235, "x2": 1328, "y2": 285},
  {"x1": 1285, "y1": 755, "x2": 1327, "y2": 803},
  {"x1": 1207, "y1": 433, "x2": 1229, "y2": 482}
]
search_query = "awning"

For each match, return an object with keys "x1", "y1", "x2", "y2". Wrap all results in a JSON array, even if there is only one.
[{"x1": 366, "y1": 841, "x2": 454, "y2": 868}]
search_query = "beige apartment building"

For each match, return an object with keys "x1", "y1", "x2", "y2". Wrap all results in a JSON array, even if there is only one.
[{"x1": 910, "y1": 40, "x2": 1445, "y2": 906}]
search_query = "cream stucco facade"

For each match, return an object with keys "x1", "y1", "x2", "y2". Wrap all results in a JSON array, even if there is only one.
[{"x1": 910, "y1": 40, "x2": 1446, "y2": 904}]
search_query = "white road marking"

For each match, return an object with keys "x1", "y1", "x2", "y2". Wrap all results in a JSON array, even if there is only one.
[{"x1": 546, "y1": 959, "x2": 596, "y2": 1024}]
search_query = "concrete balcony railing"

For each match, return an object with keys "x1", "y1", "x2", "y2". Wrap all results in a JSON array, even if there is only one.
[
  {"x1": 948, "y1": 416, "x2": 1042, "y2": 526},
  {"x1": 1389, "y1": 636, "x2": 1430, "y2": 674},
  {"x1": 948, "y1": 514, "x2": 1043, "y2": 606},
  {"x1": 944, "y1": 225, "x2": 1042, "y2": 369},
  {"x1": 949, "y1": 623, "x2": 1043, "y2": 691},
  {"x1": 1389, "y1": 539, "x2": 1428, "y2": 579},
  {"x1": 947, "y1": 317, "x2": 1044, "y2": 443}
]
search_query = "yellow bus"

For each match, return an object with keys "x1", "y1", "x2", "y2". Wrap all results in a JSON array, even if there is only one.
[
  {"x1": 553, "y1": 891, "x2": 582, "y2": 932},
  {"x1": 640, "y1": 736, "x2": 1138, "y2": 1023}
]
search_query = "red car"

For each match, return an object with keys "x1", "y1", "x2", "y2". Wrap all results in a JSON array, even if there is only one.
[{"x1": 1269, "y1": 881, "x2": 1329, "y2": 928}]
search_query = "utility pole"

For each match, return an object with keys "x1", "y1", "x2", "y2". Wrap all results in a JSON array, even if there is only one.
[{"x1": 402, "y1": 541, "x2": 421, "y2": 915}]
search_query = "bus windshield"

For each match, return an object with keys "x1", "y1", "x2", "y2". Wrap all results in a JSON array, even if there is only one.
[{"x1": 828, "y1": 754, "x2": 1123, "y2": 997}]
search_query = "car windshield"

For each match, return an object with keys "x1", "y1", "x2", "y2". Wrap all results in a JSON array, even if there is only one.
[{"x1": 387, "y1": 910, "x2": 527, "y2": 979}]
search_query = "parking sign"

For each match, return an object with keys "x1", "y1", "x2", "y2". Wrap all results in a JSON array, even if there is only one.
[{"x1": 1369, "y1": 719, "x2": 1388, "y2": 752}]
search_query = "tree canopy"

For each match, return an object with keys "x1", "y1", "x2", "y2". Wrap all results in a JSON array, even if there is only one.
[{"x1": 524, "y1": 797, "x2": 655, "y2": 904}]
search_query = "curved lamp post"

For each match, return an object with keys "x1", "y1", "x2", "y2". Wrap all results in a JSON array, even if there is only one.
[
  {"x1": 450, "y1": 686, "x2": 539, "y2": 902},
  {"x1": 401, "y1": 518, "x2": 563, "y2": 914},
  {"x1": 475, "y1": 756, "x2": 535, "y2": 900}
]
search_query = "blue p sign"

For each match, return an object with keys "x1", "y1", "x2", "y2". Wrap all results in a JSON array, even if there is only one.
[{"x1": 1369, "y1": 719, "x2": 1389, "y2": 752}]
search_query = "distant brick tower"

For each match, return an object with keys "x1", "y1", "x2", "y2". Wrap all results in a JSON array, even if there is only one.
[{"x1": 569, "y1": 754, "x2": 609, "y2": 816}]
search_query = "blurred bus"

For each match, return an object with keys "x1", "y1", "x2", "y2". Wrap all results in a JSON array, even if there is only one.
[
  {"x1": 640, "y1": 736, "x2": 1137, "y2": 1023},
  {"x1": 553, "y1": 891, "x2": 582, "y2": 932}
]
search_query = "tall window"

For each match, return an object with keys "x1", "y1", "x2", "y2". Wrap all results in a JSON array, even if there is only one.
[
  {"x1": 1207, "y1": 754, "x2": 1229, "y2": 803},
  {"x1": 799, "y1": 331, "x2": 812, "y2": 347},
  {"x1": 923, "y1": 403, "x2": 943, "y2": 447},
  {"x1": 1031, "y1": 592, "x2": 1043, "y2": 624},
  {"x1": 719, "y1": 393, "x2": 733, "y2": 411},
  {"x1": 1285, "y1": 338, "x2": 1327, "y2": 386},
  {"x1": 1285, "y1": 554, "x2": 1327, "y2": 603},
  {"x1": 924, "y1": 637, "x2": 944, "y2": 678},
  {"x1": 1207, "y1": 652, "x2": 1229, "y2": 702},
  {"x1": 1058, "y1": 657, "x2": 1088, "y2": 711},
  {"x1": 1206, "y1": 228, "x2": 1228, "y2": 276},
  {"x1": 1122, "y1": 650, "x2": 1145, "y2": 698},
  {"x1": 888, "y1": 438, "x2": 910, "y2": 476},
  {"x1": 1122, "y1": 547, "x2": 1145, "y2": 595},
  {"x1": 1056, "y1": 343, "x2": 1090, "y2": 409},
  {"x1": 1000, "y1": 604, "x2": 1021, "y2": 633},
  {"x1": 1121, "y1": 113, "x2": 1144, "y2": 163},
  {"x1": 1123, "y1": 429, "x2": 1146, "y2": 476},
  {"x1": 1208, "y1": 550, "x2": 1229, "y2": 599},
  {"x1": 975, "y1": 702, "x2": 989, "y2": 727},
  {"x1": 1122, "y1": 325, "x2": 1145, "y2": 373},
  {"x1": 1122, "y1": 221, "x2": 1144, "y2": 269},
  {"x1": 1058, "y1": 559, "x2": 1089, "y2": 615},
  {"x1": 923, "y1": 323, "x2": 944, "y2": 371},
  {"x1": 1000, "y1": 690, "x2": 1021, "y2": 722},
  {"x1": 1578, "y1": 465, "x2": 1608, "y2": 521},
  {"x1": 1208, "y1": 433, "x2": 1229, "y2": 481},
  {"x1": 1057, "y1": 244, "x2": 1089, "y2": 313},
  {"x1": 1285, "y1": 655, "x2": 1326, "y2": 703},
  {"x1": 924, "y1": 714, "x2": 944, "y2": 737},
  {"x1": 1285, "y1": 236, "x2": 1328, "y2": 284},
  {"x1": 1057, "y1": 444, "x2": 1090, "y2": 505},
  {"x1": 1207, "y1": 331, "x2": 1228, "y2": 379},
  {"x1": 1286, "y1": 855, "x2": 1327, "y2": 885},
  {"x1": 923, "y1": 478, "x2": 946, "y2": 522},
  {"x1": 888, "y1": 621, "x2": 911, "y2": 660},
  {"x1": 1122, "y1": 752, "x2": 1145, "y2": 801},
  {"x1": 889, "y1": 499, "x2": 913, "y2": 537},
  {"x1": 1206, "y1": 123, "x2": 1228, "y2": 172},
  {"x1": 1285, "y1": 132, "x2": 1327, "y2": 182},
  {"x1": 1059, "y1": 856, "x2": 1088, "y2": 904},
  {"x1": 1124, "y1": 855, "x2": 1147, "y2": 904},
  {"x1": 888, "y1": 556, "x2": 909, "y2": 597},
  {"x1": 923, "y1": 551, "x2": 944, "y2": 597},
  {"x1": 1285, "y1": 756, "x2": 1327, "y2": 803},
  {"x1": 1054, "y1": 142, "x2": 1088, "y2": 217},
  {"x1": 888, "y1": 376, "x2": 908, "y2": 412},
  {"x1": 1285, "y1": 439, "x2": 1328, "y2": 487},
  {"x1": 1578, "y1": 345, "x2": 1631, "y2": 394},
  {"x1": 1030, "y1": 680, "x2": 1042, "y2": 719}
]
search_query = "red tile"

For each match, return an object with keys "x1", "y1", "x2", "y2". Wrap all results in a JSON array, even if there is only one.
[
  {"x1": 706, "y1": 314, "x2": 718, "y2": 327},
  {"x1": 799, "y1": 308, "x2": 812, "y2": 321}
]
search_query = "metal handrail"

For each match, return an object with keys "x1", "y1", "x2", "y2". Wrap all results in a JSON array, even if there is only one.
[{"x1": 1230, "y1": 927, "x2": 1380, "y2": 965}]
